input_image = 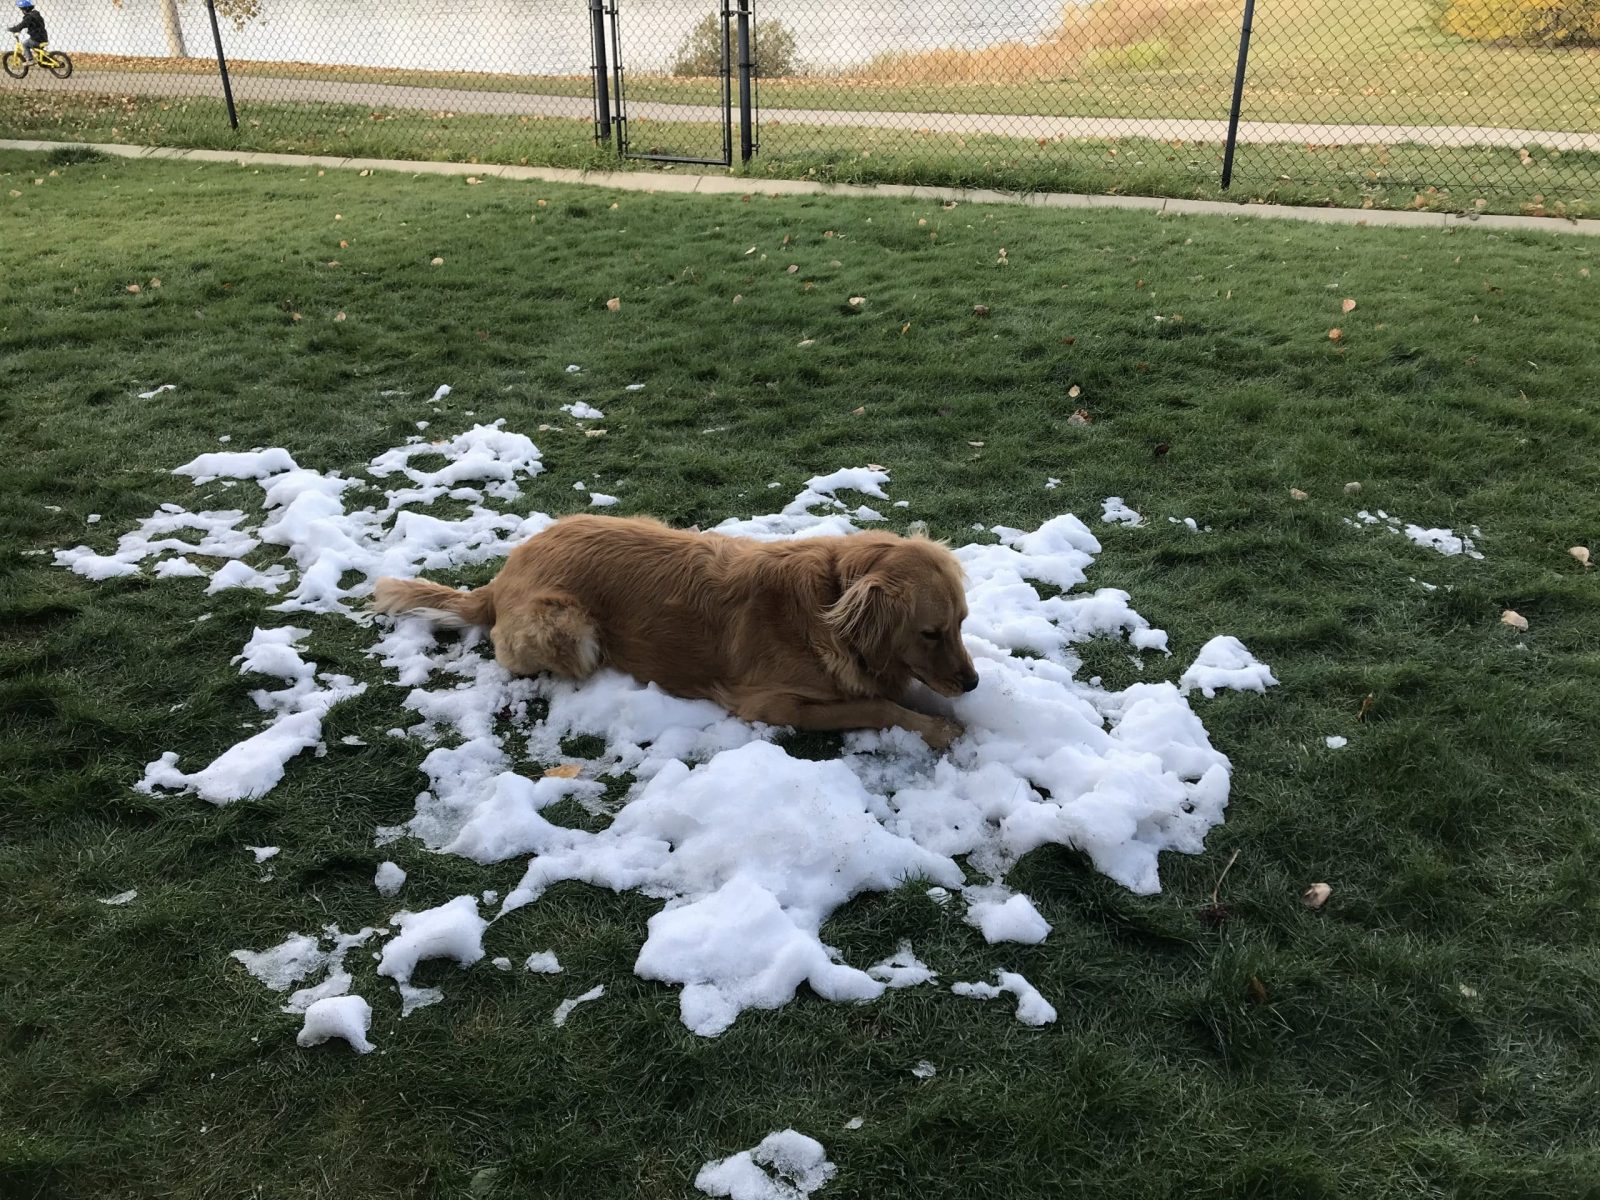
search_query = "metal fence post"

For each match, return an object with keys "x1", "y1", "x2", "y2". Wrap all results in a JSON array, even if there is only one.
[
  {"x1": 590, "y1": 0, "x2": 612, "y2": 143},
  {"x1": 203, "y1": 0, "x2": 239, "y2": 131},
  {"x1": 735, "y1": 0, "x2": 754, "y2": 162},
  {"x1": 1220, "y1": 0, "x2": 1255, "y2": 190}
]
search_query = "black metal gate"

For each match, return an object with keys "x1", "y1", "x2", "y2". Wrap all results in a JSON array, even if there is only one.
[{"x1": 590, "y1": 0, "x2": 757, "y2": 167}]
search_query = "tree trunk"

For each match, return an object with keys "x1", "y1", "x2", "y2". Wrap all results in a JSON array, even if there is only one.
[{"x1": 158, "y1": 0, "x2": 189, "y2": 58}]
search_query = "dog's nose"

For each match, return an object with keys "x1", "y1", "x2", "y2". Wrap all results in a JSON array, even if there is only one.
[{"x1": 961, "y1": 674, "x2": 980, "y2": 693}]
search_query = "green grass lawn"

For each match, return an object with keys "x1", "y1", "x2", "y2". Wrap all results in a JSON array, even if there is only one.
[
  {"x1": 5, "y1": 92, "x2": 1598, "y2": 217},
  {"x1": 4, "y1": 146, "x2": 1600, "y2": 1200}
]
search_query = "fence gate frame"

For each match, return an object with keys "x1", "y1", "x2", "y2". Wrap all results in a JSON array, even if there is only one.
[{"x1": 590, "y1": 0, "x2": 757, "y2": 166}]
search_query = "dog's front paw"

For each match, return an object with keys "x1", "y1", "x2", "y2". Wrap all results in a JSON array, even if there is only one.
[{"x1": 919, "y1": 717, "x2": 964, "y2": 752}]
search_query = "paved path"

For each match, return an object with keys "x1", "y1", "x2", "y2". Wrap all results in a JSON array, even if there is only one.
[
  {"x1": 24, "y1": 67, "x2": 1600, "y2": 152},
  {"x1": 5, "y1": 138, "x2": 1596, "y2": 236}
]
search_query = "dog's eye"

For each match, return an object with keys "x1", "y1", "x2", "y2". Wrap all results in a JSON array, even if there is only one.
[{"x1": 921, "y1": 629, "x2": 940, "y2": 640}]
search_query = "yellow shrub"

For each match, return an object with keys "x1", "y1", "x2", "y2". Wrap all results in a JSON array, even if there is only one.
[{"x1": 1440, "y1": 0, "x2": 1600, "y2": 45}]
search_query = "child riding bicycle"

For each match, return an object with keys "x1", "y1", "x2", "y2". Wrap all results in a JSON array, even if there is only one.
[{"x1": 8, "y1": 0, "x2": 46, "y2": 61}]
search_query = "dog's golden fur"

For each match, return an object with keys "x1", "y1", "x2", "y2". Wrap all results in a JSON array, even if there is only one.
[{"x1": 372, "y1": 515, "x2": 979, "y2": 748}]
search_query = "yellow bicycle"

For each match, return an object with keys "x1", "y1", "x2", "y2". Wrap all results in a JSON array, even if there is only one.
[{"x1": 3, "y1": 36, "x2": 72, "y2": 80}]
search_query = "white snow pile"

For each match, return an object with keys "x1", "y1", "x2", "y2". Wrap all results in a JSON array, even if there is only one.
[
  {"x1": 1346, "y1": 509, "x2": 1484, "y2": 559},
  {"x1": 58, "y1": 407, "x2": 1278, "y2": 1042},
  {"x1": 1179, "y1": 635, "x2": 1279, "y2": 699},
  {"x1": 951, "y1": 970, "x2": 1058, "y2": 1027},
  {"x1": 297, "y1": 994, "x2": 376, "y2": 1054},
  {"x1": 696, "y1": 1131, "x2": 836, "y2": 1200}
]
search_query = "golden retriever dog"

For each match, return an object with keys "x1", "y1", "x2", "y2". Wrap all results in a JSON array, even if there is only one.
[{"x1": 372, "y1": 515, "x2": 979, "y2": 749}]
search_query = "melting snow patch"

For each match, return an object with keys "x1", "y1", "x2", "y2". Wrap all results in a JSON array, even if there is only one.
[
  {"x1": 867, "y1": 941, "x2": 937, "y2": 989},
  {"x1": 99, "y1": 889, "x2": 138, "y2": 906},
  {"x1": 374, "y1": 861, "x2": 407, "y2": 897},
  {"x1": 552, "y1": 984, "x2": 605, "y2": 1027},
  {"x1": 525, "y1": 950, "x2": 562, "y2": 974},
  {"x1": 63, "y1": 413, "x2": 1277, "y2": 1041},
  {"x1": 951, "y1": 970, "x2": 1057, "y2": 1026},
  {"x1": 696, "y1": 1131, "x2": 836, "y2": 1200},
  {"x1": 138, "y1": 384, "x2": 178, "y2": 399},
  {"x1": 297, "y1": 995, "x2": 375, "y2": 1054},
  {"x1": 1101, "y1": 497, "x2": 1143, "y2": 527},
  {"x1": 1324, "y1": 735, "x2": 1348, "y2": 749},
  {"x1": 590, "y1": 492, "x2": 620, "y2": 508},
  {"x1": 911, "y1": 1060, "x2": 937, "y2": 1079},
  {"x1": 1180, "y1": 636, "x2": 1278, "y2": 699},
  {"x1": 1349, "y1": 511, "x2": 1483, "y2": 559},
  {"x1": 561, "y1": 402, "x2": 605, "y2": 420}
]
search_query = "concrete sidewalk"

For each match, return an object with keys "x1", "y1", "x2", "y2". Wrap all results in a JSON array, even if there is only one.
[
  {"x1": 23, "y1": 67, "x2": 1600, "y2": 154},
  {"x1": 5, "y1": 138, "x2": 1596, "y2": 237}
]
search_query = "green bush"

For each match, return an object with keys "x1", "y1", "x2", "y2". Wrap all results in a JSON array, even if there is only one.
[{"x1": 670, "y1": 14, "x2": 799, "y2": 77}]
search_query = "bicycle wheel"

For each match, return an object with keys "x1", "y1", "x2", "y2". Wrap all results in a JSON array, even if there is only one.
[
  {"x1": 2, "y1": 51, "x2": 28, "y2": 79},
  {"x1": 47, "y1": 51, "x2": 72, "y2": 79}
]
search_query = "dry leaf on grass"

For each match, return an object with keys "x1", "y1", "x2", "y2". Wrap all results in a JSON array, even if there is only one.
[
  {"x1": 972, "y1": 304, "x2": 990, "y2": 317},
  {"x1": 1341, "y1": 298, "x2": 1357, "y2": 313},
  {"x1": 583, "y1": 428, "x2": 608, "y2": 438},
  {"x1": 1501, "y1": 609, "x2": 1529, "y2": 631},
  {"x1": 867, "y1": 463, "x2": 887, "y2": 472},
  {"x1": 1328, "y1": 328, "x2": 1343, "y2": 341},
  {"x1": 851, "y1": 406, "x2": 866, "y2": 416},
  {"x1": 339, "y1": 239, "x2": 349, "y2": 249},
  {"x1": 732, "y1": 294, "x2": 743, "y2": 305},
  {"x1": 1246, "y1": 976, "x2": 1270, "y2": 1005},
  {"x1": 149, "y1": 278, "x2": 162, "y2": 289},
  {"x1": 430, "y1": 257, "x2": 444, "y2": 266},
  {"x1": 1068, "y1": 410, "x2": 1092, "y2": 427},
  {"x1": 786, "y1": 264, "x2": 799, "y2": 274},
  {"x1": 1344, "y1": 481, "x2": 1362, "y2": 495},
  {"x1": 543, "y1": 764, "x2": 583, "y2": 779},
  {"x1": 334, "y1": 312, "x2": 346, "y2": 322},
  {"x1": 1358, "y1": 693, "x2": 1375, "y2": 722},
  {"x1": 900, "y1": 323, "x2": 911, "y2": 336},
  {"x1": 848, "y1": 296, "x2": 866, "y2": 309},
  {"x1": 1289, "y1": 488, "x2": 1309, "y2": 501},
  {"x1": 1302, "y1": 883, "x2": 1332, "y2": 909},
  {"x1": 1569, "y1": 546, "x2": 1591, "y2": 567},
  {"x1": 125, "y1": 284, "x2": 142, "y2": 294},
  {"x1": 798, "y1": 339, "x2": 816, "y2": 348},
  {"x1": 967, "y1": 440, "x2": 985, "y2": 447},
  {"x1": 466, "y1": 176, "x2": 481, "y2": 185},
  {"x1": 605, "y1": 297, "x2": 621, "y2": 312}
]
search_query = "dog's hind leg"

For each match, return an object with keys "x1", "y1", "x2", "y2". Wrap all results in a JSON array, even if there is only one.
[{"x1": 491, "y1": 591, "x2": 601, "y2": 680}]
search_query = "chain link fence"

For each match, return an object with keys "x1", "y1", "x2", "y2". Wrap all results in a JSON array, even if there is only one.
[{"x1": 5, "y1": 0, "x2": 1599, "y2": 212}]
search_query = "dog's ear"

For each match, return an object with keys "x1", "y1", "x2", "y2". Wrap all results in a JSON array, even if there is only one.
[{"x1": 825, "y1": 573, "x2": 905, "y2": 669}]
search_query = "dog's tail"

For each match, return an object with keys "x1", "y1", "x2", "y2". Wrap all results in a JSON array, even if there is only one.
[{"x1": 371, "y1": 577, "x2": 495, "y2": 629}]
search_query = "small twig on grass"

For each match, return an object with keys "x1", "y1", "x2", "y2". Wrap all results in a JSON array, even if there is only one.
[{"x1": 1210, "y1": 848, "x2": 1241, "y2": 909}]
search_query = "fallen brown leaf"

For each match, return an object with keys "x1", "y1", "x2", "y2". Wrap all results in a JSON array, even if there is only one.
[
  {"x1": 605, "y1": 297, "x2": 621, "y2": 312},
  {"x1": 543, "y1": 763, "x2": 582, "y2": 779},
  {"x1": 1068, "y1": 410, "x2": 1091, "y2": 427},
  {"x1": 1501, "y1": 609, "x2": 1529, "y2": 631},
  {"x1": 972, "y1": 304, "x2": 990, "y2": 317},
  {"x1": 334, "y1": 312, "x2": 347, "y2": 322},
  {"x1": 851, "y1": 406, "x2": 866, "y2": 416},
  {"x1": 848, "y1": 296, "x2": 866, "y2": 309},
  {"x1": 900, "y1": 323, "x2": 911, "y2": 335},
  {"x1": 787, "y1": 264, "x2": 799, "y2": 274},
  {"x1": 1289, "y1": 488, "x2": 1309, "y2": 501},
  {"x1": 1344, "y1": 481, "x2": 1362, "y2": 495},
  {"x1": 732, "y1": 294, "x2": 743, "y2": 305},
  {"x1": 583, "y1": 428, "x2": 607, "y2": 438},
  {"x1": 1569, "y1": 546, "x2": 1591, "y2": 568},
  {"x1": 1068, "y1": 385, "x2": 1081, "y2": 399},
  {"x1": 1341, "y1": 298, "x2": 1357, "y2": 313},
  {"x1": 125, "y1": 283, "x2": 142, "y2": 294},
  {"x1": 430, "y1": 256, "x2": 444, "y2": 266},
  {"x1": 967, "y1": 440, "x2": 985, "y2": 447},
  {"x1": 1246, "y1": 976, "x2": 1270, "y2": 1005},
  {"x1": 1358, "y1": 693, "x2": 1375, "y2": 722},
  {"x1": 1328, "y1": 328, "x2": 1343, "y2": 341}
]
